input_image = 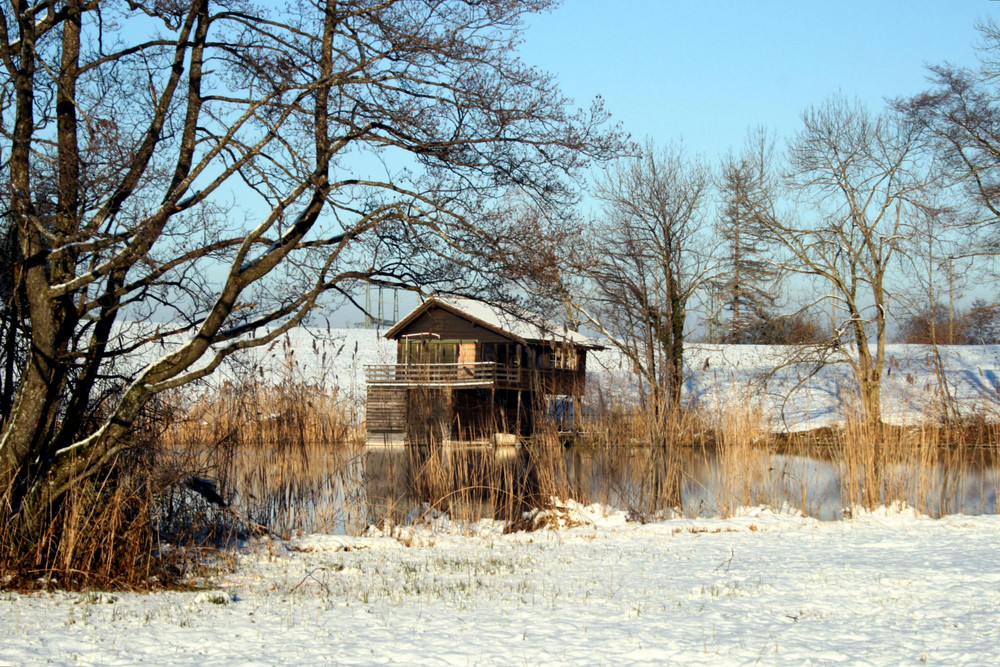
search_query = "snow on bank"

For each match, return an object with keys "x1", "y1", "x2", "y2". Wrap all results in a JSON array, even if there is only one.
[
  {"x1": 671, "y1": 343, "x2": 1000, "y2": 431},
  {"x1": 27, "y1": 330, "x2": 996, "y2": 664},
  {"x1": 3, "y1": 505, "x2": 999, "y2": 665},
  {"x1": 216, "y1": 326, "x2": 1000, "y2": 430},
  {"x1": 124, "y1": 325, "x2": 396, "y2": 408},
  {"x1": 123, "y1": 323, "x2": 1000, "y2": 430}
]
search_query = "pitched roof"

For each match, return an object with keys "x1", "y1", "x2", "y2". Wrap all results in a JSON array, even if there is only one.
[{"x1": 384, "y1": 296, "x2": 604, "y2": 349}]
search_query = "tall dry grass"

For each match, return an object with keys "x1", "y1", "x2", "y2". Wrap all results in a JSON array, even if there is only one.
[
  {"x1": 0, "y1": 400, "x2": 172, "y2": 591},
  {"x1": 367, "y1": 412, "x2": 584, "y2": 529},
  {"x1": 569, "y1": 398, "x2": 696, "y2": 520},
  {"x1": 6, "y1": 349, "x2": 1000, "y2": 592},
  {"x1": 1, "y1": 361, "x2": 363, "y2": 589},
  {"x1": 156, "y1": 378, "x2": 363, "y2": 541},
  {"x1": 836, "y1": 415, "x2": 999, "y2": 518},
  {"x1": 708, "y1": 402, "x2": 777, "y2": 515},
  {"x1": 161, "y1": 371, "x2": 999, "y2": 527},
  {"x1": 574, "y1": 375, "x2": 1000, "y2": 520}
]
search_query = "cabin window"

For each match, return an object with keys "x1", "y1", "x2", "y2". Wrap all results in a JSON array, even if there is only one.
[
  {"x1": 480, "y1": 343, "x2": 517, "y2": 366},
  {"x1": 552, "y1": 347, "x2": 577, "y2": 370},
  {"x1": 402, "y1": 339, "x2": 476, "y2": 364}
]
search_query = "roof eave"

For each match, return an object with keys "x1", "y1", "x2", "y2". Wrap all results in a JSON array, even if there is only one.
[
  {"x1": 383, "y1": 297, "x2": 527, "y2": 344},
  {"x1": 384, "y1": 296, "x2": 605, "y2": 349}
]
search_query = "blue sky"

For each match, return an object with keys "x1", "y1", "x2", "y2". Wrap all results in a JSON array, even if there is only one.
[
  {"x1": 339, "y1": 2, "x2": 996, "y2": 324},
  {"x1": 519, "y1": 1, "x2": 992, "y2": 165}
]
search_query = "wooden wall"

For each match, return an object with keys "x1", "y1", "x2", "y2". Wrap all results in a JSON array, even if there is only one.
[
  {"x1": 366, "y1": 386, "x2": 407, "y2": 439},
  {"x1": 395, "y1": 305, "x2": 513, "y2": 343}
]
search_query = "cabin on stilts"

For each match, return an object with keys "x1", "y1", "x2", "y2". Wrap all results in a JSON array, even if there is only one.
[{"x1": 364, "y1": 296, "x2": 603, "y2": 446}]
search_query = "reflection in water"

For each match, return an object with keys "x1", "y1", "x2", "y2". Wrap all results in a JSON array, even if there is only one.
[
  {"x1": 360, "y1": 446, "x2": 1000, "y2": 526},
  {"x1": 229, "y1": 445, "x2": 1000, "y2": 536},
  {"x1": 363, "y1": 445, "x2": 537, "y2": 527}
]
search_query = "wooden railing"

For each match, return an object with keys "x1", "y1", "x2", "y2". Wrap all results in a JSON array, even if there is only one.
[
  {"x1": 364, "y1": 362, "x2": 522, "y2": 387},
  {"x1": 365, "y1": 363, "x2": 584, "y2": 394}
]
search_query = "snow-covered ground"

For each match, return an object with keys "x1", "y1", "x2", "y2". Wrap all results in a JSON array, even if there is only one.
[
  {"x1": 678, "y1": 343, "x2": 1000, "y2": 431},
  {"x1": 6, "y1": 328, "x2": 1000, "y2": 664},
  {"x1": 3, "y1": 504, "x2": 999, "y2": 665},
  {"x1": 140, "y1": 324, "x2": 1000, "y2": 430},
  {"x1": 127, "y1": 325, "x2": 397, "y2": 410}
]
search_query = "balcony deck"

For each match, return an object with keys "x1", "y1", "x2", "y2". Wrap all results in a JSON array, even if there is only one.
[
  {"x1": 365, "y1": 363, "x2": 585, "y2": 396},
  {"x1": 364, "y1": 362, "x2": 522, "y2": 388}
]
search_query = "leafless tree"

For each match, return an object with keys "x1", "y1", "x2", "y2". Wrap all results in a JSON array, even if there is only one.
[
  {"x1": 892, "y1": 19, "x2": 1000, "y2": 419},
  {"x1": 962, "y1": 298, "x2": 1000, "y2": 344},
  {"x1": 897, "y1": 298, "x2": 1000, "y2": 346},
  {"x1": 0, "y1": 0, "x2": 623, "y2": 551},
  {"x1": 749, "y1": 97, "x2": 939, "y2": 426},
  {"x1": 577, "y1": 141, "x2": 712, "y2": 414},
  {"x1": 898, "y1": 19, "x2": 1000, "y2": 239},
  {"x1": 897, "y1": 301, "x2": 965, "y2": 344},
  {"x1": 715, "y1": 128, "x2": 784, "y2": 343}
]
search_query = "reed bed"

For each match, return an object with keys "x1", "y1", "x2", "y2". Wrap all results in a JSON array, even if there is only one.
[
  {"x1": 834, "y1": 416, "x2": 998, "y2": 518},
  {"x1": 0, "y1": 404, "x2": 169, "y2": 590},
  {"x1": 155, "y1": 379, "x2": 363, "y2": 540},
  {"x1": 6, "y1": 364, "x2": 1000, "y2": 591},
  {"x1": 564, "y1": 385, "x2": 1000, "y2": 520},
  {"x1": 363, "y1": 391, "x2": 1000, "y2": 528},
  {"x1": 706, "y1": 403, "x2": 777, "y2": 516},
  {"x1": 163, "y1": 379, "x2": 356, "y2": 449}
]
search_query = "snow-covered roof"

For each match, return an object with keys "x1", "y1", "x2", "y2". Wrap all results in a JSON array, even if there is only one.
[{"x1": 385, "y1": 296, "x2": 604, "y2": 349}]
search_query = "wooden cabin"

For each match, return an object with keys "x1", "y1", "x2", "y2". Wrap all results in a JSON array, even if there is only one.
[{"x1": 365, "y1": 296, "x2": 603, "y2": 445}]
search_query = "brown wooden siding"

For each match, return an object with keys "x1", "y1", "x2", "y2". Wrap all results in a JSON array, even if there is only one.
[
  {"x1": 366, "y1": 386, "x2": 407, "y2": 435},
  {"x1": 394, "y1": 306, "x2": 514, "y2": 344}
]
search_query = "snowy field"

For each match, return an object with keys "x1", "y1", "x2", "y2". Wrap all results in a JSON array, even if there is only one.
[
  {"x1": 133, "y1": 324, "x2": 1000, "y2": 430},
  {"x1": 3, "y1": 505, "x2": 999, "y2": 665},
  {"x1": 179, "y1": 325, "x2": 1000, "y2": 431},
  {"x1": 678, "y1": 343, "x2": 1000, "y2": 431},
  {"x1": 6, "y1": 327, "x2": 1000, "y2": 665}
]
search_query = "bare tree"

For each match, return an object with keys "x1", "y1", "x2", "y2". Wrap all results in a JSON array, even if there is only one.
[
  {"x1": 577, "y1": 141, "x2": 711, "y2": 414},
  {"x1": 715, "y1": 128, "x2": 783, "y2": 343},
  {"x1": 897, "y1": 301, "x2": 965, "y2": 344},
  {"x1": 897, "y1": 19, "x2": 1000, "y2": 360},
  {"x1": 749, "y1": 97, "x2": 938, "y2": 426},
  {"x1": 886, "y1": 204, "x2": 967, "y2": 420},
  {"x1": 893, "y1": 19, "x2": 1000, "y2": 422},
  {"x1": 963, "y1": 298, "x2": 1000, "y2": 344},
  {"x1": 898, "y1": 298, "x2": 1000, "y2": 346},
  {"x1": 898, "y1": 19, "x2": 1000, "y2": 237},
  {"x1": 0, "y1": 0, "x2": 623, "y2": 556}
]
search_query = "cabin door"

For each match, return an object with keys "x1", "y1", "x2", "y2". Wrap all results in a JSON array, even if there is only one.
[{"x1": 458, "y1": 342, "x2": 476, "y2": 365}]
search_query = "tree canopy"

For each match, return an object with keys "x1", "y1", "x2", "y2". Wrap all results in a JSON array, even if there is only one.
[{"x1": 0, "y1": 0, "x2": 623, "y2": 565}]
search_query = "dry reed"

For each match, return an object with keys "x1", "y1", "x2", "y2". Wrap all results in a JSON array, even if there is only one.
[
  {"x1": 0, "y1": 409, "x2": 170, "y2": 591},
  {"x1": 156, "y1": 377, "x2": 363, "y2": 540},
  {"x1": 6, "y1": 354, "x2": 1000, "y2": 591}
]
